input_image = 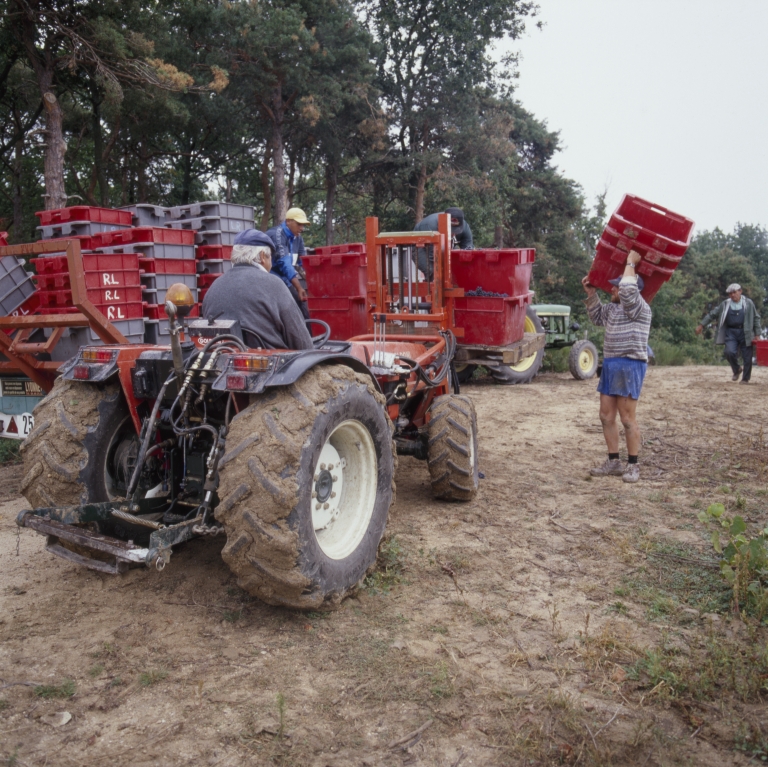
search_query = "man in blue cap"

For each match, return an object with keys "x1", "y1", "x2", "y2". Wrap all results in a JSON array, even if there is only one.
[
  {"x1": 202, "y1": 228, "x2": 313, "y2": 350},
  {"x1": 265, "y1": 207, "x2": 311, "y2": 320},
  {"x1": 582, "y1": 250, "x2": 652, "y2": 483}
]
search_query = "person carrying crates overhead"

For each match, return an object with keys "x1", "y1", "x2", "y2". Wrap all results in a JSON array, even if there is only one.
[
  {"x1": 265, "y1": 208, "x2": 311, "y2": 321},
  {"x1": 695, "y1": 283, "x2": 761, "y2": 384},
  {"x1": 413, "y1": 207, "x2": 474, "y2": 281},
  {"x1": 582, "y1": 250, "x2": 652, "y2": 484}
]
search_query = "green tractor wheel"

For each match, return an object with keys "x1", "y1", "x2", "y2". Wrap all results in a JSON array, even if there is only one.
[
  {"x1": 568, "y1": 339, "x2": 599, "y2": 380},
  {"x1": 492, "y1": 307, "x2": 545, "y2": 385},
  {"x1": 454, "y1": 363, "x2": 477, "y2": 385}
]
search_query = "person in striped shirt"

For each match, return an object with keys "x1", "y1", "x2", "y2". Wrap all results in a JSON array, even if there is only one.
[{"x1": 582, "y1": 250, "x2": 652, "y2": 483}]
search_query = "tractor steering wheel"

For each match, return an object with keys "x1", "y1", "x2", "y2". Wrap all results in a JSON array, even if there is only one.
[{"x1": 306, "y1": 318, "x2": 331, "y2": 348}]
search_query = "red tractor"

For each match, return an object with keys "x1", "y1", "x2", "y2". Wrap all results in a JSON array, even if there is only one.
[{"x1": 16, "y1": 215, "x2": 479, "y2": 609}]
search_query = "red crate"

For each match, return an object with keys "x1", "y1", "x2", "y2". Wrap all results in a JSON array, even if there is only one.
[
  {"x1": 32, "y1": 253, "x2": 140, "y2": 274},
  {"x1": 36, "y1": 270, "x2": 141, "y2": 291},
  {"x1": 451, "y1": 249, "x2": 535, "y2": 298},
  {"x1": 754, "y1": 339, "x2": 768, "y2": 367},
  {"x1": 144, "y1": 304, "x2": 162, "y2": 320},
  {"x1": 38, "y1": 286, "x2": 143, "y2": 307},
  {"x1": 454, "y1": 292, "x2": 530, "y2": 346},
  {"x1": 307, "y1": 296, "x2": 367, "y2": 340},
  {"x1": 90, "y1": 227, "x2": 196, "y2": 249},
  {"x1": 312, "y1": 242, "x2": 365, "y2": 256},
  {"x1": 196, "y1": 244, "x2": 232, "y2": 260},
  {"x1": 35, "y1": 206, "x2": 132, "y2": 227},
  {"x1": 600, "y1": 226, "x2": 683, "y2": 267},
  {"x1": 138, "y1": 257, "x2": 197, "y2": 275},
  {"x1": 0, "y1": 232, "x2": 7, "y2": 246},
  {"x1": 36, "y1": 235, "x2": 94, "y2": 250},
  {"x1": 609, "y1": 195, "x2": 695, "y2": 257},
  {"x1": 34, "y1": 272, "x2": 70, "y2": 290},
  {"x1": 589, "y1": 239, "x2": 675, "y2": 302},
  {"x1": 10, "y1": 292, "x2": 39, "y2": 317},
  {"x1": 197, "y1": 273, "x2": 221, "y2": 289},
  {"x1": 303, "y1": 252, "x2": 368, "y2": 297}
]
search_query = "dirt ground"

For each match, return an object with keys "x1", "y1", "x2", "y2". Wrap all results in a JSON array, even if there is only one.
[{"x1": 1, "y1": 365, "x2": 767, "y2": 766}]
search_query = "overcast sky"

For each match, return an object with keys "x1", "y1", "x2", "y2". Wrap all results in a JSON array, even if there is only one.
[{"x1": 504, "y1": 0, "x2": 768, "y2": 235}]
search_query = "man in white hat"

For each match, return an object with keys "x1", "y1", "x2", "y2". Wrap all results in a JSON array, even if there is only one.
[
  {"x1": 266, "y1": 207, "x2": 311, "y2": 320},
  {"x1": 696, "y1": 283, "x2": 762, "y2": 383}
]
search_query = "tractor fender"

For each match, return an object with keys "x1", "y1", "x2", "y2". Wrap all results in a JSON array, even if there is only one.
[{"x1": 262, "y1": 351, "x2": 382, "y2": 394}]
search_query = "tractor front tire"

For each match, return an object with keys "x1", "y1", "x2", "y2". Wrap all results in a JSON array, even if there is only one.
[
  {"x1": 492, "y1": 306, "x2": 545, "y2": 385},
  {"x1": 20, "y1": 378, "x2": 136, "y2": 508},
  {"x1": 427, "y1": 394, "x2": 479, "y2": 501},
  {"x1": 215, "y1": 364, "x2": 396, "y2": 610},
  {"x1": 568, "y1": 340, "x2": 599, "y2": 380}
]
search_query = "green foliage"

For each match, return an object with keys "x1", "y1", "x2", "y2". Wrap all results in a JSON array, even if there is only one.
[
  {"x1": 699, "y1": 503, "x2": 768, "y2": 619},
  {"x1": 34, "y1": 679, "x2": 76, "y2": 699},
  {"x1": 363, "y1": 536, "x2": 407, "y2": 594},
  {"x1": 138, "y1": 669, "x2": 168, "y2": 687},
  {"x1": 0, "y1": 439, "x2": 21, "y2": 464}
]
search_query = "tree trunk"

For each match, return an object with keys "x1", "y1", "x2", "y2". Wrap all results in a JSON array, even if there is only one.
[
  {"x1": 413, "y1": 160, "x2": 427, "y2": 226},
  {"x1": 260, "y1": 145, "x2": 272, "y2": 231},
  {"x1": 90, "y1": 93, "x2": 108, "y2": 206},
  {"x1": 181, "y1": 139, "x2": 193, "y2": 205},
  {"x1": 12, "y1": 134, "x2": 24, "y2": 243},
  {"x1": 41, "y1": 91, "x2": 67, "y2": 210},
  {"x1": 287, "y1": 150, "x2": 296, "y2": 207},
  {"x1": 493, "y1": 224, "x2": 504, "y2": 249},
  {"x1": 325, "y1": 161, "x2": 337, "y2": 246},
  {"x1": 271, "y1": 84, "x2": 287, "y2": 225},
  {"x1": 225, "y1": 177, "x2": 232, "y2": 203}
]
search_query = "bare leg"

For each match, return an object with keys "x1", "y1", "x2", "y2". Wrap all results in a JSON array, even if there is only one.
[
  {"x1": 616, "y1": 395, "x2": 640, "y2": 455},
  {"x1": 599, "y1": 394, "x2": 619, "y2": 453}
]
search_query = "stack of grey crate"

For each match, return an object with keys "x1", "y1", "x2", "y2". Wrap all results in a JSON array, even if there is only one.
[{"x1": 0, "y1": 256, "x2": 36, "y2": 316}]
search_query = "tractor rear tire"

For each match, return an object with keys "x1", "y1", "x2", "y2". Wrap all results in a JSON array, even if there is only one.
[
  {"x1": 20, "y1": 378, "x2": 137, "y2": 507},
  {"x1": 427, "y1": 394, "x2": 479, "y2": 501},
  {"x1": 568, "y1": 340, "x2": 599, "y2": 380},
  {"x1": 492, "y1": 306, "x2": 544, "y2": 385},
  {"x1": 215, "y1": 364, "x2": 396, "y2": 610}
]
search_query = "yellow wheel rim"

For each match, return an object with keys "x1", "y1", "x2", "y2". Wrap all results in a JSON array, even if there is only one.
[
  {"x1": 509, "y1": 315, "x2": 538, "y2": 372},
  {"x1": 578, "y1": 348, "x2": 595, "y2": 372},
  {"x1": 454, "y1": 363, "x2": 469, "y2": 374}
]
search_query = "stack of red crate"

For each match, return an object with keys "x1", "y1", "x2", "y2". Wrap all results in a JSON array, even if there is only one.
[
  {"x1": 451, "y1": 249, "x2": 536, "y2": 345},
  {"x1": 303, "y1": 243, "x2": 367, "y2": 340},
  {"x1": 196, "y1": 244, "x2": 232, "y2": 304},
  {"x1": 90, "y1": 227, "x2": 198, "y2": 342},
  {"x1": 588, "y1": 195, "x2": 695, "y2": 301}
]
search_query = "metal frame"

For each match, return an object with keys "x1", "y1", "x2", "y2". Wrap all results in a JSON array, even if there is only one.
[{"x1": 0, "y1": 239, "x2": 129, "y2": 391}]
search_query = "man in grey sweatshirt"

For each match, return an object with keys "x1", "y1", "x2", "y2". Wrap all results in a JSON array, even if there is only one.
[{"x1": 201, "y1": 229, "x2": 313, "y2": 350}]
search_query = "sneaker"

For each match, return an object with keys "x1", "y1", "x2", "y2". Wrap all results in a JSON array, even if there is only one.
[
  {"x1": 732, "y1": 366, "x2": 743, "y2": 381},
  {"x1": 590, "y1": 458, "x2": 624, "y2": 477},
  {"x1": 740, "y1": 379, "x2": 750, "y2": 384},
  {"x1": 622, "y1": 464, "x2": 640, "y2": 483}
]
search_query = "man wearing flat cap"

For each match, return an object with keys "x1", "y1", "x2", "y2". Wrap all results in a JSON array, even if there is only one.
[
  {"x1": 202, "y1": 228, "x2": 313, "y2": 351},
  {"x1": 582, "y1": 250, "x2": 652, "y2": 484},
  {"x1": 696, "y1": 283, "x2": 761, "y2": 383},
  {"x1": 413, "y1": 207, "x2": 474, "y2": 281},
  {"x1": 266, "y1": 207, "x2": 311, "y2": 320}
]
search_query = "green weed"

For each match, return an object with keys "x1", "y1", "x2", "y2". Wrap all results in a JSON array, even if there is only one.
[
  {"x1": 88, "y1": 663, "x2": 104, "y2": 678},
  {"x1": 138, "y1": 669, "x2": 168, "y2": 687},
  {"x1": 34, "y1": 680, "x2": 76, "y2": 699},
  {"x1": 0, "y1": 698, "x2": 9, "y2": 711},
  {"x1": 363, "y1": 536, "x2": 406, "y2": 594},
  {"x1": 0, "y1": 438, "x2": 20, "y2": 464},
  {"x1": 223, "y1": 610, "x2": 242, "y2": 623}
]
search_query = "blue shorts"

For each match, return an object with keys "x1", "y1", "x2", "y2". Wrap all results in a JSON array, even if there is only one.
[{"x1": 597, "y1": 357, "x2": 647, "y2": 400}]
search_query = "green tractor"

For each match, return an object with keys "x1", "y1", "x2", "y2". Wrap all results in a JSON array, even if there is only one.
[{"x1": 531, "y1": 304, "x2": 599, "y2": 380}]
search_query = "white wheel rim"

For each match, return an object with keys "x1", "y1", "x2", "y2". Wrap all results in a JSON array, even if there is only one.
[{"x1": 311, "y1": 419, "x2": 378, "y2": 560}]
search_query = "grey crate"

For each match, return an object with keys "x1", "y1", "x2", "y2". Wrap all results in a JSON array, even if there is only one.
[
  {"x1": 168, "y1": 201, "x2": 254, "y2": 222},
  {"x1": 95, "y1": 242, "x2": 195, "y2": 260},
  {"x1": 0, "y1": 256, "x2": 36, "y2": 315},
  {"x1": 48, "y1": 320, "x2": 145, "y2": 361},
  {"x1": 196, "y1": 259, "x2": 232, "y2": 275},
  {"x1": 141, "y1": 274, "x2": 157, "y2": 290},
  {"x1": 165, "y1": 216, "x2": 249, "y2": 234},
  {"x1": 119, "y1": 204, "x2": 170, "y2": 227},
  {"x1": 144, "y1": 319, "x2": 160, "y2": 344},
  {"x1": 37, "y1": 221, "x2": 129, "y2": 239},
  {"x1": 152, "y1": 273, "x2": 198, "y2": 291},
  {"x1": 142, "y1": 288, "x2": 158, "y2": 302},
  {"x1": 194, "y1": 230, "x2": 238, "y2": 246}
]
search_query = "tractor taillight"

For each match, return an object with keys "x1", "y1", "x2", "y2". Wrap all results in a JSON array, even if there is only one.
[
  {"x1": 73, "y1": 365, "x2": 90, "y2": 380},
  {"x1": 81, "y1": 348, "x2": 115, "y2": 363},
  {"x1": 226, "y1": 374, "x2": 247, "y2": 390},
  {"x1": 232, "y1": 355, "x2": 270, "y2": 372}
]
